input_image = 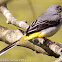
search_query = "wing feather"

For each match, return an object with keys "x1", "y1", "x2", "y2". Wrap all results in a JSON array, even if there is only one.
[{"x1": 26, "y1": 19, "x2": 60, "y2": 35}]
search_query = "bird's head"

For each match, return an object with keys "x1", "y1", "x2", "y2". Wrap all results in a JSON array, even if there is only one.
[{"x1": 46, "y1": 5, "x2": 62, "y2": 14}]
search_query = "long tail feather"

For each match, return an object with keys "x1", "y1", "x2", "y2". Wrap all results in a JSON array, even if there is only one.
[
  {"x1": 0, "y1": 32, "x2": 42, "y2": 56},
  {"x1": 0, "y1": 34, "x2": 27, "y2": 56},
  {"x1": 0, "y1": 41, "x2": 19, "y2": 56}
]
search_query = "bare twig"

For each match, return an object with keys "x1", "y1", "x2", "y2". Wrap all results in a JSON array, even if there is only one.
[{"x1": 0, "y1": 6, "x2": 29, "y2": 30}]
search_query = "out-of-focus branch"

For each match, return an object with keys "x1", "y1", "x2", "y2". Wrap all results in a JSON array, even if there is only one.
[
  {"x1": 0, "y1": 6, "x2": 29, "y2": 30},
  {"x1": 0, "y1": 0, "x2": 11, "y2": 6}
]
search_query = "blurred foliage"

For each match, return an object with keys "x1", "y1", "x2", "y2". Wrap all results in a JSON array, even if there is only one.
[{"x1": 0, "y1": 0, "x2": 62, "y2": 62}]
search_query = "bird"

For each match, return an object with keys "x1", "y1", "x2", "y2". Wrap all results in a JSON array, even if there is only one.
[{"x1": 0, "y1": 4, "x2": 62, "y2": 56}]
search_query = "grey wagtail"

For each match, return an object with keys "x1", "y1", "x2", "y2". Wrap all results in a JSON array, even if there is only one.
[{"x1": 0, "y1": 4, "x2": 62, "y2": 56}]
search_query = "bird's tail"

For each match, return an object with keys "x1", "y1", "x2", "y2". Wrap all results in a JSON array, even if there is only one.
[
  {"x1": 0, "y1": 31, "x2": 44, "y2": 56},
  {"x1": 0, "y1": 34, "x2": 27, "y2": 56},
  {"x1": 0, "y1": 41, "x2": 18, "y2": 56}
]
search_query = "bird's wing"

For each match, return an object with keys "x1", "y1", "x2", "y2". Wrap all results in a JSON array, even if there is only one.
[{"x1": 26, "y1": 19, "x2": 60, "y2": 35}]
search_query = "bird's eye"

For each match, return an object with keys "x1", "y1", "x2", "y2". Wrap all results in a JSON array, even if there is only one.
[
  {"x1": 57, "y1": 6, "x2": 62, "y2": 10},
  {"x1": 57, "y1": 6, "x2": 62, "y2": 12}
]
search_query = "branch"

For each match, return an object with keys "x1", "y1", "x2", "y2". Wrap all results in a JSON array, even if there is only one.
[
  {"x1": 54, "y1": 55, "x2": 62, "y2": 62},
  {"x1": 0, "y1": 0, "x2": 11, "y2": 6},
  {"x1": 0, "y1": 6, "x2": 29, "y2": 30}
]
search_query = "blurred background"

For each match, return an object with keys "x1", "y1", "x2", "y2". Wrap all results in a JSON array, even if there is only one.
[{"x1": 0, "y1": 0, "x2": 62, "y2": 62}]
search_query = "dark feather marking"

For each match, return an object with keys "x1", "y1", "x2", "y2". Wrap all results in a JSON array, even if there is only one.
[
  {"x1": 26, "y1": 20, "x2": 60, "y2": 35},
  {"x1": 0, "y1": 41, "x2": 19, "y2": 54}
]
